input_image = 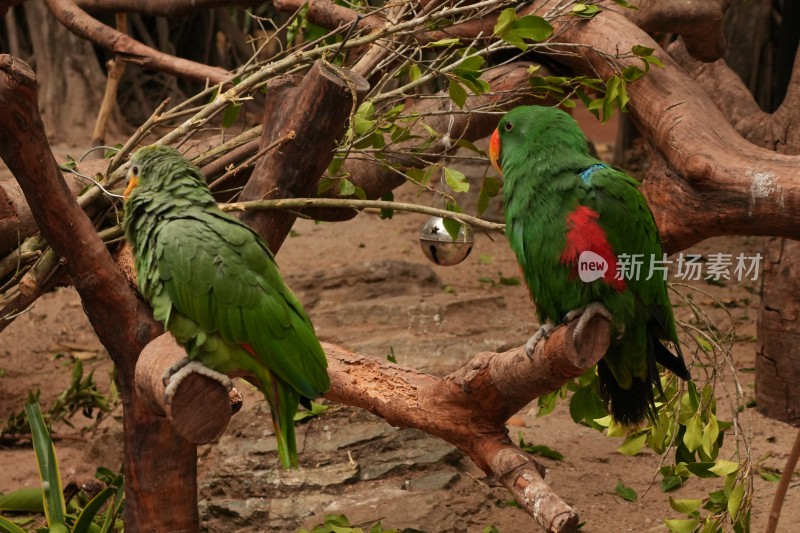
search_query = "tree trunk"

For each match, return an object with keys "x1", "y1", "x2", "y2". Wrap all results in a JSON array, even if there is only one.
[
  {"x1": 22, "y1": 1, "x2": 115, "y2": 141},
  {"x1": 727, "y1": 0, "x2": 800, "y2": 426},
  {"x1": 757, "y1": 238, "x2": 800, "y2": 426}
]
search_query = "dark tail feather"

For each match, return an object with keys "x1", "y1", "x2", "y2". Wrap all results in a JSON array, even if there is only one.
[
  {"x1": 597, "y1": 358, "x2": 657, "y2": 426},
  {"x1": 652, "y1": 334, "x2": 692, "y2": 381},
  {"x1": 598, "y1": 332, "x2": 692, "y2": 426}
]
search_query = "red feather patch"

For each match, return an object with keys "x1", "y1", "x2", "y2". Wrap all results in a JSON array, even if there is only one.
[{"x1": 560, "y1": 206, "x2": 625, "y2": 291}]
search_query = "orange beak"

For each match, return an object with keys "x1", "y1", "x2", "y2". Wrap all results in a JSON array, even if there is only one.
[
  {"x1": 123, "y1": 173, "x2": 138, "y2": 200},
  {"x1": 489, "y1": 128, "x2": 502, "y2": 176}
]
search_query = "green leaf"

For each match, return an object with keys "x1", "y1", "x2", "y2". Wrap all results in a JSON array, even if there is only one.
[
  {"x1": 572, "y1": 4, "x2": 601, "y2": 17},
  {"x1": 686, "y1": 461, "x2": 717, "y2": 478},
  {"x1": 25, "y1": 402, "x2": 67, "y2": 528},
  {"x1": 622, "y1": 65, "x2": 646, "y2": 82},
  {"x1": 631, "y1": 45, "x2": 655, "y2": 56},
  {"x1": 222, "y1": 103, "x2": 242, "y2": 128},
  {"x1": 759, "y1": 468, "x2": 781, "y2": 482},
  {"x1": 448, "y1": 80, "x2": 468, "y2": 108},
  {"x1": 664, "y1": 519, "x2": 700, "y2": 533},
  {"x1": 518, "y1": 433, "x2": 564, "y2": 460},
  {"x1": 0, "y1": 488, "x2": 44, "y2": 513},
  {"x1": 442, "y1": 202, "x2": 463, "y2": 241},
  {"x1": 293, "y1": 402, "x2": 329, "y2": 423},
  {"x1": 614, "y1": 482, "x2": 637, "y2": 502},
  {"x1": 498, "y1": 275, "x2": 520, "y2": 286},
  {"x1": 426, "y1": 38, "x2": 460, "y2": 47},
  {"x1": 510, "y1": 15, "x2": 553, "y2": 41},
  {"x1": 73, "y1": 486, "x2": 117, "y2": 533},
  {"x1": 492, "y1": 8, "x2": 517, "y2": 37},
  {"x1": 701, "y1": 414, "x2": 719, "y2": 457},
  {"x1": 379, "y1": 191, "x2": 394, "y2": 220},
  {"x1": 0, "y1": 515, "x2": 28, "y2": 533},
  {"x1": 682, "y1": 414, "x2": 703, "y2": 452},
  {"x1": 660, "y1": 475, "x2": 684, "y2": 492},
  {"x1": 477, "y1": 176, "x2": 500, "y2": 215},
  {"x1": 617, "y1": 431, "x2": 648, "y2": 456},
  {"x1": 443, "y1": 167, "x2": 469, "y2": 193},
  {"x1": 709, "y1": 460, "x2": 739, "y2": 477},
  {"x1": 727, "y1": 482, "x2": 744, "y2": 519},
  {"x1": 669, "y1": 497, "x2": 702, "y2": 515},
  {"x1": 337, "y1": 178, "x2": 356, "y2": 197},
  {"x1": 409, "y1": 63, "x2": 422, "y2": 82}
]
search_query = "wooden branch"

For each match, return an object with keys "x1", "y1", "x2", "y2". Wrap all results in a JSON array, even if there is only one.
[
  {"x1": 75, "y1": 0, "x2": 261, "y2": 16},
  {"x1": 43, "y1": 0, "x2": 230, "y2": 84},
  {"x1": 91, "y1": 12, "x2": 128, "y2": 147},
  {"x1": 0, "y1": 54, "x2": 198, "y2": 532},
  {"x1": 237, "y1": 60, "x2": 369, "y2": 252},
  {"x1": 120, "y1": 306, "x2": 611, "y2": 532},
  {"x1": 135, "y1": 333, "x2": 233, "y2": 444},
  {"x1": 623, "y1": 0, "x2": 729, "y2": 61},
  {"x1": 538, "y1": 2, "x2": 800, "y2": 253}
]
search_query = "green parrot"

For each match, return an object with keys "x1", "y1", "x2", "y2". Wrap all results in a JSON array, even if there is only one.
[
  {"x1": 122, "y1": 145, "x2": 329, "y2": 467},
  {"x1": 489, "y1": 105, "x2": 690, "y2": 425}
]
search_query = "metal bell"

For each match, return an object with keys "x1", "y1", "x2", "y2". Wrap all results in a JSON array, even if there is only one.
[{"x1": 418, "y1": 216, "x2": 475, "y2": 266}]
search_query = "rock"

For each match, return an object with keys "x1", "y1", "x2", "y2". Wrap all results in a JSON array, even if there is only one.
[
  {"x1": 358, "y1": 430, "x2": 462, "y2": 481},
  {"x1": 304, "y1": 420, "x2": 396, "y2": 453},
  {"x1": 405, "y1": 471, "x2": 460, "y2": 491}
]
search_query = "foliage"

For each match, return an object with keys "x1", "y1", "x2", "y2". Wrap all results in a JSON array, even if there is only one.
[
  {"x1": 0, "y1": 403, "x2": 124, "y2": 533},
  {"x1": 1, "y1": 357, "x2": 117, "y2": 436},
  {"x1": 535, "y1": 284, "x2": 753, "y2": 532}
]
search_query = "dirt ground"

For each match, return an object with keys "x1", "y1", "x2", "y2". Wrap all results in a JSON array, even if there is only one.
[{"x1": 0, "y1": 113, "x2": 798, "y2": 532}]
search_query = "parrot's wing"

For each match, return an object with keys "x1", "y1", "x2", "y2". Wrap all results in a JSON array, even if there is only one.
[
  {"x1": 581, "y1": 165, "x2": 689, "y2": 378},
  {"x1": 154, "y1": 210, "x2": 329, "y2": 399}
]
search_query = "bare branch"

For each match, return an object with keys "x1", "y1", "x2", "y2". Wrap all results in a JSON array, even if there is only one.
[{"x1": 44, "y1": 0, "x2": 230, "y2": 84}]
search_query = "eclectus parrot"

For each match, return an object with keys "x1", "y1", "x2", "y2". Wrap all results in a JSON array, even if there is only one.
[
  {"x1": 122, "y1": 145, "x2": 329, "y2": 467},
  {"x1": 489, "y1": 105, "x2": 691, "y2": 425}
]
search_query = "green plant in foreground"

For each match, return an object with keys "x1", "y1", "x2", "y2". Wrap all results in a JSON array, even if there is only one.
[{"x1": 0, "y1": 403, "x2": 124, "y2": 533}]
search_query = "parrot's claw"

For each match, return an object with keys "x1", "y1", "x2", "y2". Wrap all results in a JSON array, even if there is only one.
[
  {"x1": 162, "y1": 360, "x2": 233, "y2": 402},
  {"x1": 163, "y1": 357, "x2": 192, "y2": 387},
  {"x1": 525, "y1": 322, "x2": 556, "y2": 358},
  {"x1": 568, "y1": 303, "x2": 613, "y2": 344}
]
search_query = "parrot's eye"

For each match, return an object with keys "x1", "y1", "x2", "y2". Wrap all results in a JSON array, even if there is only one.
[
  {"x1": 131, "y1": 165, "x2": 140, "y2": 177},
  {"x1": 504, "y1": 121, "x2": 513, "y2": 132}
]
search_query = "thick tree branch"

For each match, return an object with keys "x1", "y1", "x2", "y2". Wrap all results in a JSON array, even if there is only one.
[
  {"x1": 623, "y1": 0, "x2": 730, "y2": 62},
  {"x1": 237, "y1": 60, "x2": 369, "y2": 251},
  {"x1": 125, "y1": 305, "x2": 612, "y2": 533},
  {"x1": 74, "y1": 0, "x2": 261, "y2": 16},
  {"x1": 0, "y1": 54, "x2": 198, "y2": 532},
  {"x1": 44, "y1": 0, "x2": 230, "y2": 84}
]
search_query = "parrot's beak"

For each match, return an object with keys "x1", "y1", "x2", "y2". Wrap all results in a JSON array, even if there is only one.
[
  {"x1": 489, "y1": 128, "x2": 502, "y2": 176},
  {"x1": 123, "y1": 172, "x2": 138, "y2": 201}
]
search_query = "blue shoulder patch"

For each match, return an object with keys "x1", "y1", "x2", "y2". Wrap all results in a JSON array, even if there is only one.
[{"x1": 579, "y1": 163, "x2": 607, "y2": 184}]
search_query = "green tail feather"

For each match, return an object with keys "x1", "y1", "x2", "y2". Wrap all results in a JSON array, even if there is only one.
[{"x1": 257, "y1": 367, "x2": 300, "y2": 468}]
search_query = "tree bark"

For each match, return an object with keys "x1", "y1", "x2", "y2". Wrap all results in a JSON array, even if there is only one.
[
  {"x1": 0, "y1": 54, "x2": 198, "y2": 532},
  {"x1": 22, "y1": 1, "x2": 112, "y2": 141},
  {"x1": 237, "y1": 60, "x2": 369, "y2": 252}
]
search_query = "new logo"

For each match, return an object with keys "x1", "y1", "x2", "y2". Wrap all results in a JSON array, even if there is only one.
[{"x1": 578, "y1": 250, "x2": 608, "y2": 283}]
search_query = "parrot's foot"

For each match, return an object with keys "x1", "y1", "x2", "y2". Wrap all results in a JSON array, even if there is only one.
[
  {"x1": 163, "y1": 360, "x2": 233, "y2": 401},
  {"x1": 525, "y1": 322, "x2": 556, "y2": 358},
  {"x1": 566, "y1": 303, "x2": 613, "y2": 344}
]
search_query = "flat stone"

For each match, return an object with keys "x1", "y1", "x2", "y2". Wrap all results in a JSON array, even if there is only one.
[
  {"x1": 358, "y1": 431, "x2": 461, "y2": 481},
  {"x1": 275, "y1": 460, "x2": 360, "y2": 488},
  {"x1": 304, "y1": 420, "x2": 396, "y2": 453},
  {"x1": 405, "y1": 471, "x2": 460, "y2": 491}
]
